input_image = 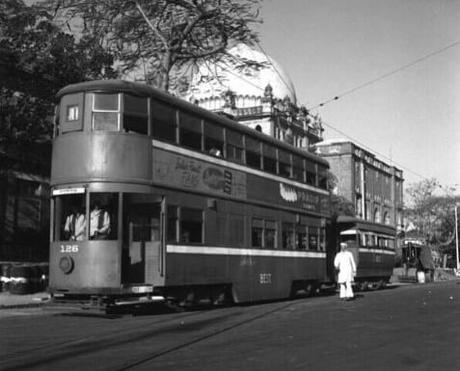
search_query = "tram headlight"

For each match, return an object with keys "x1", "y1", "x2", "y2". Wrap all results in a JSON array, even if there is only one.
[{"x1": 59, "y1": 256, "x2": 74, "y2": 274}]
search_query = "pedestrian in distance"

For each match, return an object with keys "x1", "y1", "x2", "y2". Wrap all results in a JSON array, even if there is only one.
[{"x1": 334, "y1": 242, "x2": 357, "y2": 301}]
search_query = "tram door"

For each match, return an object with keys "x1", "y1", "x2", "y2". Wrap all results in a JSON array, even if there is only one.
[{"x1": 122, "y1": 194, "x2": 164, "y2": 285}]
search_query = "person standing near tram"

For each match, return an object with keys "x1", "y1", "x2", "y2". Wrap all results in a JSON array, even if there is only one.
[
  {"x1": 64, "y1": 205, "x2": 86, "y2": 241},
  {"x1": 334, "y1": 242, "x2": 357, "y2": 301},
  {"x1": 90, "y1": 201, "x2": 111, "y2": 240}
]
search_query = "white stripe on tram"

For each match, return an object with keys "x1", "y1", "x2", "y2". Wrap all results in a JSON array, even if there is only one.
[
  {"x1": 167, "y1": 245, "x2": 326, "y2": 259},
  {"x1": 359, "y1": 248, "x2": 395, "y2": 255}
]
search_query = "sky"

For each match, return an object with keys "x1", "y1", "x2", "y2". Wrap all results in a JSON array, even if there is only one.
[{"x1": 257, "y1": 0, "x2": 460, "y2": 193}]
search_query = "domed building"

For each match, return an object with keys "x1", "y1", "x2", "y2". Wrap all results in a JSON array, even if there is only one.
[{"x1": 185, "y1": 43, "x2": 324, "y2": 149}]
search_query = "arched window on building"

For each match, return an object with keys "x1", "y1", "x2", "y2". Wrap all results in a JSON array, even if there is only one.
[
  {"x1": 384, "y1": 211, "x2": 390, "y2": 225},
  {"x1": 374, "y1": 207, "x2": 381, "y2": 223}
]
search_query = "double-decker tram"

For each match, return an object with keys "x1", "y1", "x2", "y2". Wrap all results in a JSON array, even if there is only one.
[
  {"x1": 49, "y1": 80, "x2": 331, "y2": 308},
  {"x1": 336, "y1": 216, "x2": 396, "y2": 290}
]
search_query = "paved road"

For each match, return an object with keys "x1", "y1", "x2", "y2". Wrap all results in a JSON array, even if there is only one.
[{"x1": 1, "y1": 281, "x2": 459, "y2": 371}]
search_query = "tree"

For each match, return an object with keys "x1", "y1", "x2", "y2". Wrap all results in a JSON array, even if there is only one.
[
  {"x1": 47, "y1": 0, "x2": 262, "y2": 92},
  {"x1": 404, "y1": 178, "x2": 460, "y2": 266},
  {"x1": 0, "y1": 0, "x2": 117, "y2": 168}
]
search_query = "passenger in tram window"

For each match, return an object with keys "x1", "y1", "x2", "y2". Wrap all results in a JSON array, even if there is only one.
[
  {"x1": 209, "y1": 147, "x2": 222, "y2": 157},
  {"x1": 90, "y1": 201, "x2": 111, "y2": 240},
  {"x1": 64, "y1": 205, "x2": 86, "y2": 241},
  {"x1": 334, "y1": 242, "x2": 357, "y2": 301},
  {"x1": 181, "y1": 230, "x2": 190, "y2": 243}
]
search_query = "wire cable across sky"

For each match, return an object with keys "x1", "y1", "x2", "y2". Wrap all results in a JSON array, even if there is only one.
[{"x1": 308, "y1": 39, "x2": 460, "y2": 110}]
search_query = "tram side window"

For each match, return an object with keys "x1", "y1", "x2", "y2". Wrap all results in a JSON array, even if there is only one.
[
  {"x1": 123, "y1": 94, "x2": 148, "y2": 135},
  {"x1": 319, "y1": 227, "x2": 326, "y2": 251},
  {"x1": 308, "y1": 227, "x2": 319, "y2": 250},
  {"x1": 59, "y1": 93, "x2": 84, "y2": 134},
  {"x1": 53, "y1": 194, "x2": 86, "y2": 241},
  {"x1": 251, "y1": 218, "x2": 263, "y2": 248},
  {"x1": 265, "y1": 220, "x2": 277, "y2": 249},
  {"x1": 152, "y1": 99, "x2": 177, "y2": 143},
  {"x1": 229, "y1": 214, "x2": 245, "y2": 247},
  {"x1": 167, "y1": 206, "x2": 178, "y2": 242},
  {"x1": 179, "y1": 112, "x2": 202, "y2": 151},
  {"x1": 180, "y1": 207, "x2": 203, "y2": 243},
  {"x1": 292, "y1": 155, "x2": 305, "y2": 182},
  {"x1": 204, "y1": 121, "x2": 224, "y2": 157},
  {"x1": 318, "y1": 165, "x2": 328, "y2": 190},
  {"x1": 252, "y1": 218, "x2": 277, "y2": 249},
  {"x1": 296, "y1": 224, "x2": 307, "y2": 250},
  {"x1": 279, "y1": 150, "x2": 291, "y2": 178},
  {"x1": 263, "y1": 144, "x2": 277, "y2": 174},
  {"x1": 226, "y1": 130, "x2": 244, "y2": 163},
  {"x1": 245, "y1": 136, "x2": 261, "y2": 169},
  {"x1": 306, "y1": 161, "x2": 317, "y2": 186},
  {"x1": 89, "y1": 193, "x2": 118, "y2": 240},
  {"x1": 282, "y1": 222, "x2": 295, "y2": 249},
  {"x1": 92, "y1": 93, "x2": 120, "y2": 131}
]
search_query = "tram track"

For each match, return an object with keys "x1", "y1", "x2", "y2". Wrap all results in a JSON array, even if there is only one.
[
  {"x1": 2, "y1": 300, "x2": 298, "y2": 371},
  {"x1": 116, "y1": 300, "x2": 296, "y2": 371}
]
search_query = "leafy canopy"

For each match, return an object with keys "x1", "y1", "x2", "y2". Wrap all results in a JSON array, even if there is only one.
[
  {"x1": 1, "y1": 0, "x2": 117, "y2": 173},
  {"x1": 47, "y1": 0, "x2": 262, "y2": 91}
]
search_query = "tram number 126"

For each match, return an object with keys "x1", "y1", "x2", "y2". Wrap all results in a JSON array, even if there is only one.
[
  {"x1": 259, "y1": 273, "x2": 272, "y2": 284},
  {"x1": 60, "y1": 245, "x2": 79, "y2": 253}
]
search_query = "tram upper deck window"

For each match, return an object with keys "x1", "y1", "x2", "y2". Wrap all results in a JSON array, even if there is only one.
[
  {"x1": 292, "y1": 155, "x2": 305, "y2": 182},
  {"x1": 92, "y1": 93, "x2": 119, "y2": 131},
  {"x1": 59, "y1": 93, "x2": 84, "y2": 134},
  {"x1": 226, "y1": 130, "x2": 244, "y2": 163},
  {"x1": 306, "y1": 161, "x2": 317, "y2": 186},
  {"x1": 279, "y1": 150, "x2": 291, "y2": 178},
  {"x1": 245, "y1": 136, "x2": 261, "y2": 169},
  {"x1": 263, "y1": 144, "x2": 277, "y2": 174},
  {"x1": 318, "y1": 165, "x2": 328, "y2": 189},
  {"x1": 152, "y1": 99, "x2": 177, "y2": 142},
  {"x1": 123, "y1": 94, "x2": 148, "y2": 135},
  {"x1": 204, "y1": 121, "x2": 224, "y2": 156},
  {"x1": 179, "y1": 112, "x2": 202, "y2": 151}
]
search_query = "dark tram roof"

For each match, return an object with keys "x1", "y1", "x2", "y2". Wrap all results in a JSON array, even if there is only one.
[{"x1": 57, "y1": 79, "x2": 329, "y2": 167}]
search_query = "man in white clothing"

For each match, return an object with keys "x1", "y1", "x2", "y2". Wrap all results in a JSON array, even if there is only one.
[
  {"x1": 334, "y1": 242, "x2": 357, "y2": 300},
  {"x1": 64, "y1": 206, "x2": 86, "y2": 241},
  {"x1": 90, "y1": 201, "x2": 111, "y2": 240}
]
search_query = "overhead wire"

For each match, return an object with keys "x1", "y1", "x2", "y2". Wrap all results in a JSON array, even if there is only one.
[
  {"x1": 308, "y1": 39, "x2": 460, "y2": 110},
  {"x1": 197, "y1": 44, "x2": 433, "y2": 181}
]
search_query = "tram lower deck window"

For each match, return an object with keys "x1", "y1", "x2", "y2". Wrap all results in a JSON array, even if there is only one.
[{"x1": 180, "y1": 207, "x2": 203, "y2": 243}]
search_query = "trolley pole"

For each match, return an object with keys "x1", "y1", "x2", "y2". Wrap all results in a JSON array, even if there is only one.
[{"x1": 455, "y1": 205, "x2": 459, "y2": 271}]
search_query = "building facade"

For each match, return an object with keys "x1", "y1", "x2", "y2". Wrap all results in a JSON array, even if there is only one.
[{"x1": 313, "y1": 139, "x2": 404, "y2": 232}]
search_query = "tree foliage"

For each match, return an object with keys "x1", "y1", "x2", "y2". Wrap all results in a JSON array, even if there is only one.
[
  {"x1": 0, "y1": 0, "x2": 117, "y2": 173},
  {"x1": 47, "y1": 0, "x2": 262, "y2": 92},
  {"x1": 404, "y1": 178, "x2": 459, "y2": 257}
]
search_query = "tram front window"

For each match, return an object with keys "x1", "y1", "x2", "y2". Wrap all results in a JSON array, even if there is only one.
[
  {"x1": 53, "y1": 193, "x2": 86, "y2": 241},
  {"x1": 89, "y1": 193, "x2": 118, "y2": 240}
]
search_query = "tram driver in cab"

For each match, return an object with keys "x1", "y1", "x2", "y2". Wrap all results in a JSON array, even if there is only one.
[
  {"x1": 64, "y1": 205, "x2": 86, "y2": 241},
  {"x1": 90, "y1": 201, "x2": 111, "y2": 240}
]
